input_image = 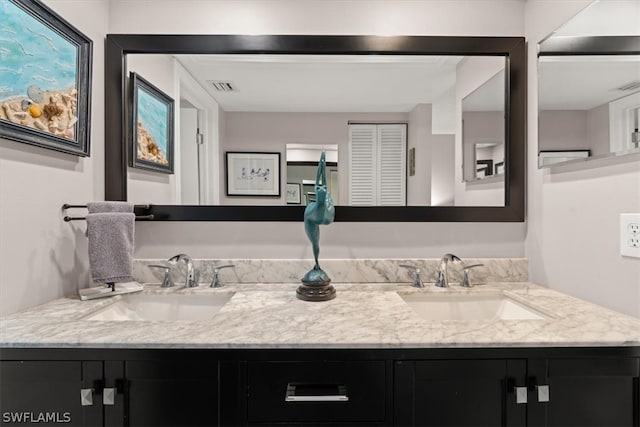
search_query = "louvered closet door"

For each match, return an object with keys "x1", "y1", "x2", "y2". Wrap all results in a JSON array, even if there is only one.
[
  {"x1": 348, "y1": 124, "x2": 377, "y2": 206},
  {"x1": 377, "y1": 124, "x2": 406, "y2": 206},
  {"x1": 348, "y1": 124, "x2": 407, "y2": 206}
]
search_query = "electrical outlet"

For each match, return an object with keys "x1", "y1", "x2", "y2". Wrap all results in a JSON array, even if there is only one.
[{"x1": 620, "y1": 214, "x2": 640, "y2": 258}]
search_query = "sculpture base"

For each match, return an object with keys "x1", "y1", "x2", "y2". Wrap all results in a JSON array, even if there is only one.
[{"x1": 296, "y1": 279, "x2": 336, "y2": 302}]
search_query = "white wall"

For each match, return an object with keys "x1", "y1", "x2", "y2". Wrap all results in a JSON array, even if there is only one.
[
  {"x1": 407, "y1": 104, "x2": 432, "y2": 206},
  {"x1": 525, "y1": 0, "x2": 640, "y2": 317},
  {"x1": 0, "y1": 0, "x2": 107, "y2": 316},
  {"x1": 431, "y1": 134, "x2": 455, "y2": 206},
  {"x1": 539, "y1": 106, "x2": 610, "y2": 155}
]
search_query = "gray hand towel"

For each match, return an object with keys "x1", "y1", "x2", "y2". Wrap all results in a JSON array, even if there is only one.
[
  {"x1": 87, "y1": 201, "x2": 133, "y2": 213},
  {"x1": 86, "y1": 212, "x2": 135, "y2": 284}
]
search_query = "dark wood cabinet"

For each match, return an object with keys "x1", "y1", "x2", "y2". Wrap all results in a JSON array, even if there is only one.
[
  {"x1": 1, "y1": 349, "x2": 639, "y2": 427},
  {"x1": 103, "y1": 360, "x2": 219, "y2": 427},
  {"x1": 0, "y1": 358, "x2": 219, "y2": 427},
  {"x1": 527, "y1": 357, "x2": 640, "y2": 427},
  {"x1": 0, "y1": 361, "x2": 103, "y2": 426},
  {"x1": 394, "y1": 359, "x2": 527, "y2": 427}
]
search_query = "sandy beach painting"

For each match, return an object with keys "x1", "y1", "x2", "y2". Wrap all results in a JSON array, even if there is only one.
[
  {"x1": 0, "y1": 0, "x2": 92, "y2": 156},
  {"x1": 130, "y1": 72, "x2": 174, "y2": 174}
]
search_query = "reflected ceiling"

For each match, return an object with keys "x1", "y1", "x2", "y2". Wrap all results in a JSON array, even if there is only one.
[{"x1": 175, "y1": 54, "x2": 463, "y2": 112}]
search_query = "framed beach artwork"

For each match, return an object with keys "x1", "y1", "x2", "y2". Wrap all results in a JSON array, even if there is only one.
[
  {"x1": 286, "y1": 183, "x2": 301, "y2": 204},
  {"x1": 129, "y1": 72, "x2": 174, "y2": 174},
  {"x1": 226, "y1": 152, "x2": 281, "y2": 197},
  {"x1": 0, "y1": 0, "x2": 93, "y2": 156}
]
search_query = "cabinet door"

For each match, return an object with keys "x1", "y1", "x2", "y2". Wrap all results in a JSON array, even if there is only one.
[
  {"x1": 105, "y1": 360, "x2": 219, "y2": 427},
  {"x1": 394, "y1": 359, "x2": 527, "y2": 427},
  {"x1": 528, "y1": 358, "x2": 640, "y2": 427},
  {"x1": 0, "y1": 361, "x2": 103, "y2": 426}
]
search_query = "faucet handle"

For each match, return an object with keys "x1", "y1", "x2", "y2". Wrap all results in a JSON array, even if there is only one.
[
  {"x1": 148, "y1": 264, "x2": 175, "y2": 288},
  {"x1": 462, "y1": 264, "x2": 484, "y2": 288},
  {"x1": 210, "y1": 264, "x2": 235, "y2": 288},
  {"x1": 400, "y1": 265, "x2": 425, "y2": 288}
]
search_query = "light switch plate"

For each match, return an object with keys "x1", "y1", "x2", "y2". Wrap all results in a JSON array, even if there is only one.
[{"x1": 620, "y1": 213, "x2": 640, "y2": 258}]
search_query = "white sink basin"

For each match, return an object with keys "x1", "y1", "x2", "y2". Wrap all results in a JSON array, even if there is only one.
[
  {"x1": 84, "y1": 293, "x2": 234, "y2": 321},
  {"x1": 399, "y1": 292, "x2": 549, "y2": 321}
]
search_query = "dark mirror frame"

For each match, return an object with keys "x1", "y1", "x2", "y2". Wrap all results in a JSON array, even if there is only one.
[{"x1": 105, "y1": 35, "x2": 525, "y2": 222}]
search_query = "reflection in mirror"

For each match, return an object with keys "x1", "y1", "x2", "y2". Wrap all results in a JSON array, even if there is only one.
[
  {"x1": 124, "y1": 53, "x2": 509, "y2": 207},
  {"x1": 537, "y1": 0, "x2": 640, "y2": 168},
  {"x1": 538, "y1": 56, "x2": 640, "y2": 167},
  {"x1": 286, "y1": 144, "x2": 338, "y2": 206},
  {"x1": 462, "y1": 68, "x2": 505, "y2": 183}
]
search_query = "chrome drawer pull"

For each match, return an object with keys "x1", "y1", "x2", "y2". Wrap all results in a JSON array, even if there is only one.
[{"x1": 285, "y1": 383, "x2": 349, "y2": 402}]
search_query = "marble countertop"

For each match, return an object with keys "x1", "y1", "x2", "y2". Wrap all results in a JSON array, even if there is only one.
[{"x1": 1, "y1": 282, "x2": 639, "y2": 349}]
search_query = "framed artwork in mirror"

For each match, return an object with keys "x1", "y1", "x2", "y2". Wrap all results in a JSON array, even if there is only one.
[
  {"x1": 0, "y1": 0, "x2": 92, "y2": 156},
  {"x1": 476, "y1": 159, "x2": 494, "y2": 178},
  {"x1": 226, "y1": 152, "x2": 281, "y2": 197},
  {"x1": 495, "y1": 161, "x2": 504, "y2": 175},
  {"x1": 538, "y1": 149, "x2": 590, "y2": 168},
  {"x1": 286, "y1": 183, "x2": 301, "y2": 204},
  {"x1": 130, "y1": 72, "x2": 174, "y2": 174}
]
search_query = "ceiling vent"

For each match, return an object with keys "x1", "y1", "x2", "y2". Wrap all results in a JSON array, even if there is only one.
[
  {"x1": 615, "y1": 80, "x2": 640, "y2": 91},
  {"x1": 209, "y1": 80, "x2": 236, "y2": 92}
]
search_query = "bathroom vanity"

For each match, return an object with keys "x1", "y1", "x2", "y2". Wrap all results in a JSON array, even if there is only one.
[{"x1": 1, "y1": 279, "x2": 639, "y2": 427}]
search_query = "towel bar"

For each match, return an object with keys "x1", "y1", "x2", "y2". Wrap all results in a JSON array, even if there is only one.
[
  {"x1": 64, "y1": 214, "x2": 154, "y2": 222},
  {"x1": 62, "y1": 203, "x2": 150, "y2": 209}
]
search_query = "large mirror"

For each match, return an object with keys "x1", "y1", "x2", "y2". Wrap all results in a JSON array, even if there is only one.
[
  {"x1": 538, "y1": 0, "x2": 640, "y2": 168},
  {"x1": 106, "y1": 35, "x2": 525, "y2": 221}
]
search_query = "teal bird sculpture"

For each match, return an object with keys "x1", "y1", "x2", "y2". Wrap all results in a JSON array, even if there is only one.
[{"x1": 302, "y1": 151, "x2": 335, "y2": 283}]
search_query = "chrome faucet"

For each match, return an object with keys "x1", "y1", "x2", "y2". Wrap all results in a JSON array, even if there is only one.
[
  {"x1": 435, "y1": 253, "x2": 462, "y2": 288},
  {"x1": 168, "y1": 254, "x2": 199, "y2": 288}
]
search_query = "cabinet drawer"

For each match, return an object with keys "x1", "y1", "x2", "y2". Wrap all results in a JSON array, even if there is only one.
[{"x1": 247, "y1": 361, "x2": 386, "y2": 424}]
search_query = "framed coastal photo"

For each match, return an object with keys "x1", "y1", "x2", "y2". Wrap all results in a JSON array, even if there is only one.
[
  {"x1": 226, "y1": 152, "x2": 281, "y2": 196},
  {"x1": 130, "y1": 72, "x2": 174, "y2": 174},
  {"x1": 0, "y1": 0, "x2": 92, "y2": 156},
  {"x1": 286, "y1": 183, "x2": 301, "y2": 204}
]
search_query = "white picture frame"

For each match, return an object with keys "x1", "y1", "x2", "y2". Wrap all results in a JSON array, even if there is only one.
[
  {"x1": 226, "y1": 152, "x2": 281, "y2": 196},
  {"x1": 286, "y1": 183, "x2": 301, "y2": 204}
]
